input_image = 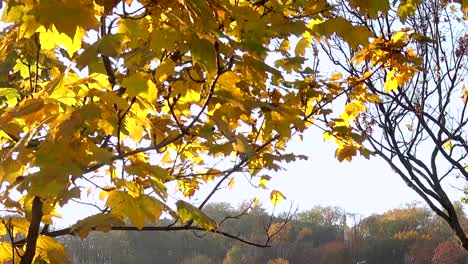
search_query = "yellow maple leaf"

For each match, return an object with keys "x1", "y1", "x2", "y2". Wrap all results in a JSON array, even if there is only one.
[
  {"x1": 228, "y1": 176, "x2": 234, "y2": 190},
  {"x1": 384, "y1": 69, "x2": 399, "y2": 92},
  {"x1": 335, "y1": 145, "x2": 358, "y2": 162},
  {"x1": 270, "y1": 190, "x2": 286, "y2": 205}
]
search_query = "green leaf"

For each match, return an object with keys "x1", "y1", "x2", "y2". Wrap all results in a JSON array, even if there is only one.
[
  {"x1": 295, "y1": 36, "x2": 311, "y2": 57},
  {"x1": 75, "y1": 43, "x2": 99, "y2": 70},
  {"x1": 348, "y1": 0, "x2": 390, "y2": 19},
  {"x1": 118, "y1": 17, "x2": 150, "y2": 49},
  {"x1": 397, "y1": 0, "x2": 422, "y2": 23},
  {"x1": 274, "y1": 57, "x2": 306, "y2": 73},
  {"x1": 31, "y1": 0, "x2": 99, "y2": 38},
  {"x1": 191, "y1": 37, "x2": 217, "y2": 74},
  {"x1": 121, "y1": 72, "x2": 157, "y2": 102},
  {"x1": 312, "y1": 18, "x2": 373, "y2": 49},
  {"x1": 0, "y1": 88, "x2": 20, "y2": 107},
  {"x1": 98, "y1": 34, "x2": 124, "y2": 57},
  {"x1": 176, "y1": 200, "x2": 218, "y2": 230},
  {"x1": 236, "y1": 135, "x2": 254, "y2": 157}
]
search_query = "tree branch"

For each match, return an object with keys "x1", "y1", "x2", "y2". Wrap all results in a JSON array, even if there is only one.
[
  {"x1": 16, "y1": 224, "x2": 272, "y2": 248},
  {"x1": 20, "y1": 196, "x2": 43, "y2": 264}
]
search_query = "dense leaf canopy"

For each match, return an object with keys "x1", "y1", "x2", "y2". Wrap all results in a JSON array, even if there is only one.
[{"x1": 0, "y1": 0, "x2": 466, "y2": 262}]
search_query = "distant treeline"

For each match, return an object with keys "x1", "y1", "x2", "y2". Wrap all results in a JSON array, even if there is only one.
[{"x1": 60, "y1": 202, "x2": 468, "y2": 264}]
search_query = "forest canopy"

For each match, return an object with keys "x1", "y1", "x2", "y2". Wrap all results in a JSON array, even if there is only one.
[{"x1": 61, "y1": 202, "x2": 468, "y2": 264}]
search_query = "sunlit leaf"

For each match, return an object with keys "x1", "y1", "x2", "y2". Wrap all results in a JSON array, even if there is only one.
[
  {"x1": 384, "y1": 69, "x2": 399, "y2": 92},
  {"x1": 0, "y1": 0, "x2": 432, "y2": 258},
  {"x1": 176, "y1": 200, "x2": 218, "y2": 230},
  {"x1": 228, "y1": 176, "x2": 234, "y2": 190},
  {"x1": 0, "y1": 88, "x2": 20, "y2": 106},
  {"x1": 259, "y1": 175, "x2": 271, "y2": 189},
  {"x1": 270, "y1": 190, "x2": 286, "y2": 205},
  {"x1": 397, "y1": 0, "x2": 422, "y2": 22},
  {"x1": 121, "y1": 72, "x2": 157, "y2": 102},
  {"x1": 252, "y1": 197, "x2": 260, "y2": 208},
  {"x1": 71, "y1": 213, "x2": 125, "y2": 239},
  {"x1": 35, "y1": 235, "x2": 69, "y2": 264},
  {"x1": 443, "y1": 140, "x2": 453, "y2": 150},
  {"x1": 295, "y1": 36, "x2": 311, "y2": 57}
]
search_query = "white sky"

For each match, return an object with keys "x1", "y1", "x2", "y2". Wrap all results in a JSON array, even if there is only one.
[
  {"x1": 59, "y1": 126, "x2": 459, "y2": 226},
  {"x1": 197, "y1": 128, "x2": 446, "y2": 216}
]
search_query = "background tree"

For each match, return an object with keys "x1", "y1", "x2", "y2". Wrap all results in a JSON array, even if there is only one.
[
  {"x1": 267, "y1": 257, "x2": 290, "y2": 264},
  {"x1": 315, "y1": 0, "x2": 468, "y2": 249},
  {"x1": 349, "y1": 205, "x2": 434, "y2": 263},
  {"x1": 318, "y1": 240, "x2": 349, "y2": 264},
  {"x1": 181, "y1": 254, "x2": 213, "y2": 264},
  {"x1": 0, "y1": 0, "x2": 354, "y2": 262},
  {"x1": 432, "y1": 240, "x2": 468, "y2": 264},
  {"x1": 57, "y1": 202, "x2": 463, "y2": 263},
  {"x1": 293, "y1": 206, "x2": 346, "y2": 247}
]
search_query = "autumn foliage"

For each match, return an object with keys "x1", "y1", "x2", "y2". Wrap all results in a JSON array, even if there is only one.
[
  {"x1": 60, "y1": 203, "x2": 466, "y2": 263},
  {"x1": 432, "y1": 241, "x2": 468, "y2": 264},
  {"x1": 0, "y1": 0, "x2": 466, "y2": 262}
]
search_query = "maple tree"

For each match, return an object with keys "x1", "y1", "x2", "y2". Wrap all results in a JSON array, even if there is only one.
[
  {"x1": 314, "y1": 0, "x2": 468, "y2": 251},
  {"x1": 0, "y1": 0, "x2": 466, "y2": 262},
  {"x1": 0, "y1": 0, "x2": 374, "y2": 262}
]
